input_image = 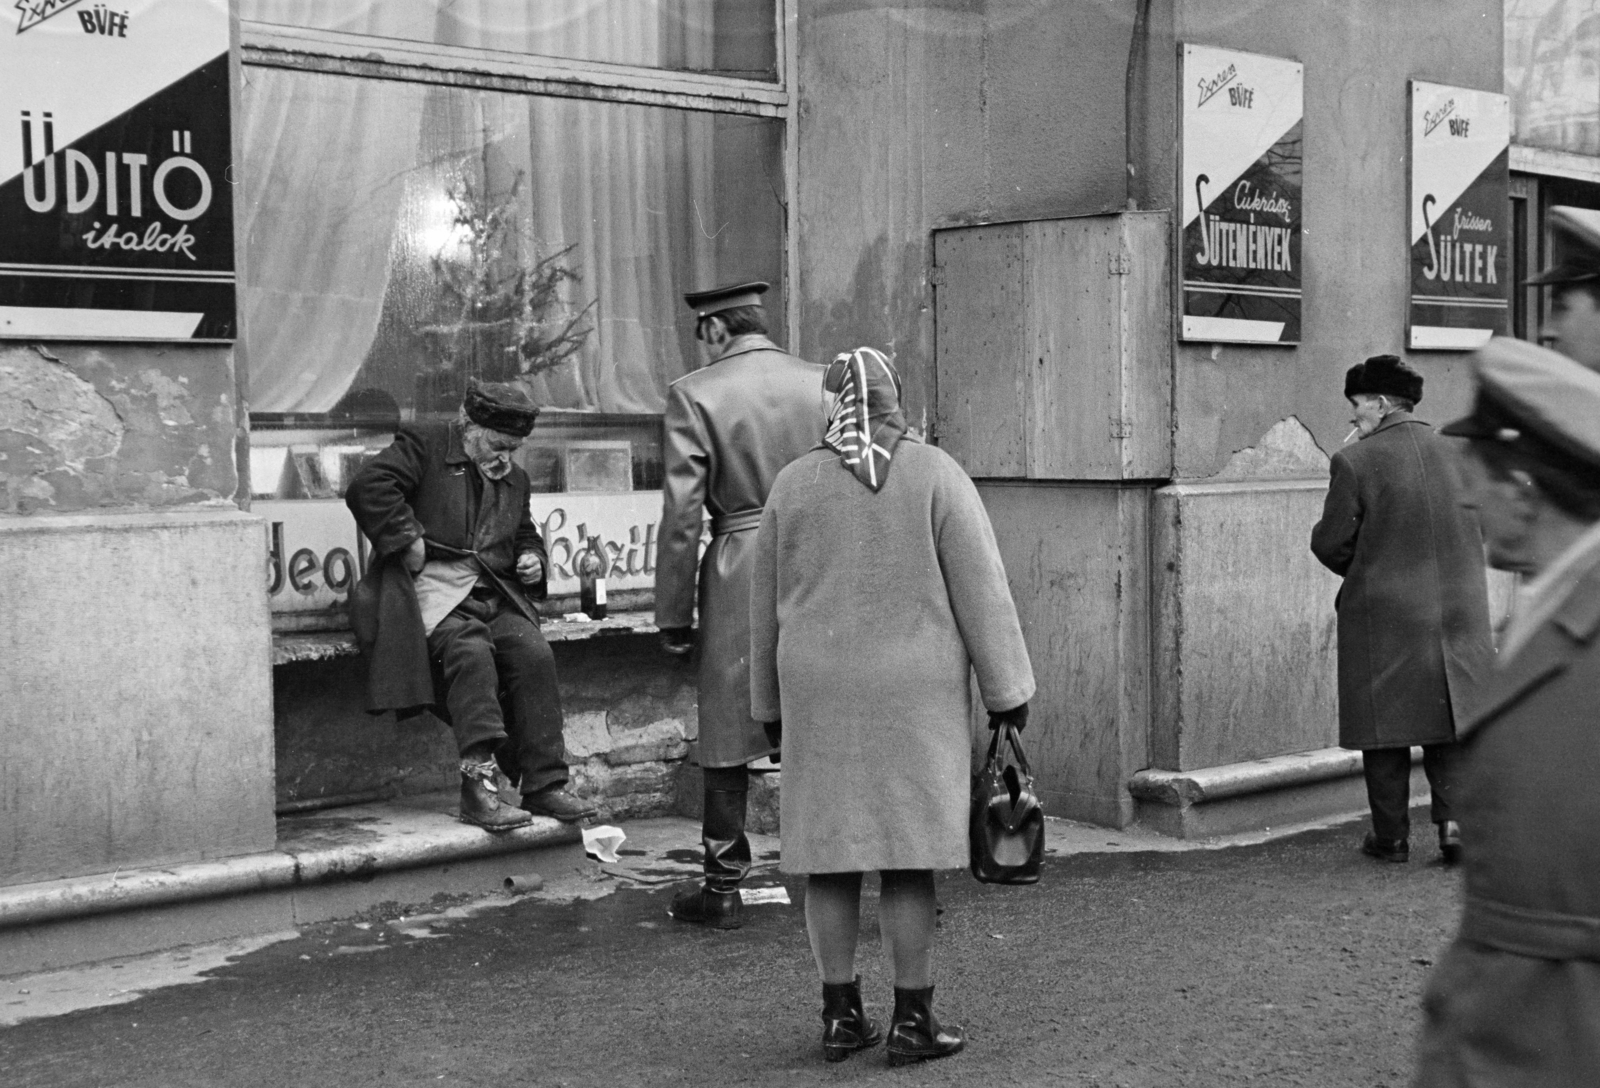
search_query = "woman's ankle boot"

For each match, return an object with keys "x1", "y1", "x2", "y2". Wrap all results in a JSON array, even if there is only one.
[
  {"x1": 886, "y1": 985, "x2": 964, "y2": 1066},
  {"x1": 820, "y1": 976, "x2": 883, "y2": 1062}
]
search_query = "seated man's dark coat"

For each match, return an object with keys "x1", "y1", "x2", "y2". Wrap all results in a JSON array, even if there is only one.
[{"x1": 345, "y1": 420, "x2": 548, "y2": 715}]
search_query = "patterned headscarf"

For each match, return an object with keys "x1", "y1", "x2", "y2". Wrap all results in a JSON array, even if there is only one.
[{"x1": 822, "y1": 347, "x2": 908, "y2": 492}]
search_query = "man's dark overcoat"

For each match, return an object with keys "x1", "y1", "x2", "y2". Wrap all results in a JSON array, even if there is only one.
[
  {"x1": 1414, "y1": 555, "x2": 1600, "y2": 1086},
  {"x1": 1310, "y1": 412, "x2": 1494, "y2": 749},
  {"x1": 654, "y1": 333, "x2": 824, "y2": 768},
  {"x1": 345, "y1": 420, "x2": 547, "y2": 715}
]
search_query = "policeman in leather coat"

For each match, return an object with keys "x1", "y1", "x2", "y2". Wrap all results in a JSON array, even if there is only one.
[{"x1": 654, "y1": 281, "x2": 825, "y2": 929}]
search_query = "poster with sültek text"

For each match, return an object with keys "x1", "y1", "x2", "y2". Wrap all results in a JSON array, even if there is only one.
[{"x1": 1408, "y1": 81, "x2": 1509, "y2": 351}]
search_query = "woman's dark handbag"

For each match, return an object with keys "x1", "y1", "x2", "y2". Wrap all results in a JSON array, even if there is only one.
[{"x1": 969, "y1": 721, "x2": 1044, "y2": 884}]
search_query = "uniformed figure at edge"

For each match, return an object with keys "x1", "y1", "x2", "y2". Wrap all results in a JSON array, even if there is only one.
[
  {"x1": 1311, "y1": 355, "x2": 1495, "y2": 865},
  {"x1": 346, "y1": 381, "x2": 597, "y2": 832},
  {"x1": 1413, "y1": 340, "x2": 1600, "y2": 1086},
  {"x1": 654, "y1": 281, "x2": 825, "y2": 929},
  {"x1": 1533, "y1": 206, "x2": 1600, "y2": 373}
]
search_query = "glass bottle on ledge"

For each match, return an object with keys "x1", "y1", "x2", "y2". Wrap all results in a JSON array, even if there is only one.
[{"x1": 577, "y1": 541, "x2": 608, "y2": 620}]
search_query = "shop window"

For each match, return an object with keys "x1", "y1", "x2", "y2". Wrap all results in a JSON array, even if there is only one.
[
  {"x1": 1505, "y1": 0, "x2": 1600, "y2": 157},
  {"x1": 238, "y1": 0, "x2": 778, "y2": 82},
  {"x1": 240, "y1": 67, "x2": 785, "y2": 501}
]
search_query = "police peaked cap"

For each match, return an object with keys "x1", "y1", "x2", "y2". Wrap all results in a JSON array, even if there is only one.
[
  {"x1": 1440, "y1": 337, "x2": 1600, "y2": 475},
  {"x1": 1524, "y1": 206, "x2": 1600, "y2": 288},
  {"x1": 683, "y1": 281, "x2": 770, "y2": 319},
  {"x1": 463, "y1": 381, "x2": 539, "y2": 437},
  {"x1": 1345, "y1": 354, "x2": 1424, "y2": 406}
]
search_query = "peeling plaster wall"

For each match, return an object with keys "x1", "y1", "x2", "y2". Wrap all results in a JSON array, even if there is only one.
[{"x1": 0, "y1": 342, "x2": 239, "y2": 515}]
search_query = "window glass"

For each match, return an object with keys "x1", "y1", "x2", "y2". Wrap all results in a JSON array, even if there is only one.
[
  {"x1": 1505, "y1": 0, "x2": 1600, "y2": 156},
  {"x1": 239, "y1": 0, "x2": 779, "y2": 82},
  {"x1": 240, "y1": 67, "x2": 785, "y2": 498}
]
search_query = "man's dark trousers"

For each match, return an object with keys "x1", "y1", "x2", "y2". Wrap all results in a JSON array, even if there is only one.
[
  {"x1": 1363, "y1": 744, "x2": 1458, "y2": 841},
  {"x1": 427, "y1": 591, "x2": 566, "y2": 795}
]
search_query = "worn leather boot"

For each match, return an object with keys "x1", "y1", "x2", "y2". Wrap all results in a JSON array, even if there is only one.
[
  {"x1": 459, "y1": 760, "x2": 533, "y2": 831},
  {"x1": 821, "y1": 977, "x2": 883, "y2": 1062},
  {"x1": 886, "y1": 985, "x2": 965, "y2": 1066},
  {"x1": 1437, "y1": 820, "x2": 1462, "y2": 865},
  {"x1": 668, "y1": 787, "x2": 751, "y2": 929},
  {"x1": 1361, "y1": 832, "x2": 1410, "y2": 863}
]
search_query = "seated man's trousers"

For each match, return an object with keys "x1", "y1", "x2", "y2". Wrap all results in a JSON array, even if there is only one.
[{"x1": 426, "y1": 594, "x2": 567, "y2": 796}]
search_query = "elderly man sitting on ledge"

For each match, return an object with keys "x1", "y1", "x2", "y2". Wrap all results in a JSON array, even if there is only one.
[{"x1": 346, "y1": 380, "x2": 595, "y2": 830}]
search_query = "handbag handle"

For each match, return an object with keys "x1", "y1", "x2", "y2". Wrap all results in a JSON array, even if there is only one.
[{"x1": 984, "y1": 718, "x2": 1033, "y2": 777}]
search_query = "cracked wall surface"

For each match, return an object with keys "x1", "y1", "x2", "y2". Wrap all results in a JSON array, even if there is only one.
[{"x1": 0, "y1": 343, "x2": 238, "y2": 515}]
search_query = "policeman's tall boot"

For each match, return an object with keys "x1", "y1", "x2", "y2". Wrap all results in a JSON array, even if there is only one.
[{"x1": 668, "y1": 787, "x2": 750, "y2": 929}]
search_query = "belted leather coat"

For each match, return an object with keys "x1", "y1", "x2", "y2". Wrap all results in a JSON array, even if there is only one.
[
  {"x1": 654, "y1": 334, "x2": 825, "y2": 768},
  {"x1": 345, "y1": 421, "x2": 547, "y2": 715}
]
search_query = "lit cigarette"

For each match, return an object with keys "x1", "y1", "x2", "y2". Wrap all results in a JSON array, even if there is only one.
[{"x1": 1344, "y1": 426, "x2": 1361, "y2": 444}]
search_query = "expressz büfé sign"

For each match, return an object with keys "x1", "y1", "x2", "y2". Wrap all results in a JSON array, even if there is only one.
[
  {"x1": 0, "y1": 0, "x2": 235, "y2": 341},
  {"x1": 1180, "y1": 44, "x2": 1304, "y2": 344}
]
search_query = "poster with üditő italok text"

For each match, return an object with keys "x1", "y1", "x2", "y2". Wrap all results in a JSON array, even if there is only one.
[
  {"x1": 1408, "y1": 81, "x2": 1510, "y2": 351},
  {"x1": 0, "y1": 0, "x2": 235, "y2": 341},
  {"x1": 1180, "y1": 43, "x2": 1303, "y2": 344}
]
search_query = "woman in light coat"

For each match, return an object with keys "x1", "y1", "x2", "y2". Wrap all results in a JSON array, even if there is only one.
[{"x1": 750, "y1": 347, "x2": 1034, "y2": 1066}]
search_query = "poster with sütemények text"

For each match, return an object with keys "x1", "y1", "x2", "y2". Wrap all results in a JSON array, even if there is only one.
[{"x1": 1180, "y1": 43, "x2": 1303, "y2": 344}]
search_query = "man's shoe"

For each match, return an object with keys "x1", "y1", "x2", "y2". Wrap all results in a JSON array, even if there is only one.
[
  {"x1": 668, "y1": 885, "x2": 743, "y2": 930},
  {"x1": 459, "y1": 761, "x2": 533, "y2": 832},
  {"x1": 885, "y1": 985, "x2": 965, "y2": 1067},
  {"x1": 821, "y1": 976, "x2": 883, "y2": 1062},
  {"x1": 1437, "y1": 820, "x2": 1462, "y2": 865},
  {"x1": 520, "y1": 786, "x2": 598, "y2": 823},
  {"x1": 1360, "y1": 832, "x2": 1409, "y2": 863}
]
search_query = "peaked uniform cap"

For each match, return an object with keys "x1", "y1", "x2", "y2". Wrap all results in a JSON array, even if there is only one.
[
  {"x1": 1525, "y1": 206, "x2": 1600, "y2": 287},
  {"x1": 683, "y1": 281, "x2": 770, "y2": 318},
  {"x1": 1440, "y1": 337, "x2": 1600, "y2": 473}
]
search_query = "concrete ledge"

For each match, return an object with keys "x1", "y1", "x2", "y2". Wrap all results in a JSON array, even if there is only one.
[
  {"x1": 272, "y1": 610, "x2": 659, "y2": 665},
  {"x1": 1129, "y1": 747, "x2": 1427, "y2": 839},
  {"x1": 1129, "y1": 747, "x2": 1366, "y2": 806},
  {"x1": 0, "y1": 795, "x2": 579, "y2": 932}
]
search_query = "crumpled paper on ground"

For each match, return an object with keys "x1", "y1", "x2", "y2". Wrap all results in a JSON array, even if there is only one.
[{"x1": 581, "y1": 824, "x2": 626, "y2": 863}]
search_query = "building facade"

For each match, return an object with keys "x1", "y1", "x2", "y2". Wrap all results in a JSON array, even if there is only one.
[{"x1": 5, "y1": 0, "x2": 1596, "y2": 887}]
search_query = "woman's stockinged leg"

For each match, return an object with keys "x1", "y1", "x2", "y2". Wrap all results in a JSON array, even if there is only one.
[
  {"x1": 878, "y1": 869, "x2": 937, "y2": 989},
  {"x1": 805, "y1": 872, "x2": 864, "y2": 984}
]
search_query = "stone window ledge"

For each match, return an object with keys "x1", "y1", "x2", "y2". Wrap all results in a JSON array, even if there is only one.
[{"x1": 271, "y1": 610, "x2": 659, "y2": 666}]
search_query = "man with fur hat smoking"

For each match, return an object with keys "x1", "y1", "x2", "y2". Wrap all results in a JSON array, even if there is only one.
[
  {"x1": 1413, "y1": 339, "x2": 1600, "y2": 1086},
  {"x1": 1311, "y1": 354, "x2": 1495, "y2": 864},
  {"x1": 347, "y1": 380, "x2": 596, "y2": 831}
]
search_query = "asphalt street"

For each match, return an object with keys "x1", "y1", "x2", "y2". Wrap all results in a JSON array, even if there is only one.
[{"x1": 1, "y1": 816, "x2": 1460, "y2": 1088}]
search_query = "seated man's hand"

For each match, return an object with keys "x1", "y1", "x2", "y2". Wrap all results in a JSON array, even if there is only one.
[
  {"x1": 402, "y1": 537, "x2": 427, "y2": 574},
  {"x1": 659, "y1": 626, "x2": 695, "y2": 656},
  {"x1": 516, "y1": 551, "x2": 544, "y2": 585}
]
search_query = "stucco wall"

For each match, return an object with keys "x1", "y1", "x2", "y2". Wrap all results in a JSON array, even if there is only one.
[
  {"x1": 795, "y1": 0, "x2": 1134, "y2": 423},
  {"x1": 0, "y1": 342, "x2": 240, "y2": 514},
  {"x1": 0, "y1": 510, "x2": 275, "y2": 886},
  {"x1": 1168, "y1": 0, "x2": 1502, "y2": 477}
]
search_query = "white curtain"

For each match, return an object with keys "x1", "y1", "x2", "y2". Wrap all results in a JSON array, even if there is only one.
[{"x1": 240, "y1": 68, "x2": 425, "y2": 412}]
